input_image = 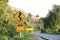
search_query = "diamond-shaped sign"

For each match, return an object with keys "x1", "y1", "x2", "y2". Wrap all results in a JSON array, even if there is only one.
[{"x1": 15, "y1": 12, "x2": 25, "y2": 22}]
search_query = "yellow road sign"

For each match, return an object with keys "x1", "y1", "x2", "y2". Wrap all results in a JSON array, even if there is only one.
[
  {"x1": 15, "y1": 13, "x2": 20, "y2": 22},
  {"x1": 20, "y1": 13, "x2": 25, "y2": 19},
  {"x1": 15, "y1": 12, "x2": 25, "y2": 22},
  {"x1": 26, "y1": 27, "x2": 34, "y2": 31},
  {"x1": 16, "y1": 23, "x2": 25, "y2": 32}
]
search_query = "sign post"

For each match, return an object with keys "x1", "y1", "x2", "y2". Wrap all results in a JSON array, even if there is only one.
[
  {"x1": 15, "y1": 11, "x2": 25, "y2": 40},
  {"x1": 20, "y1": 32, "x2": 22, "y2": 40}
]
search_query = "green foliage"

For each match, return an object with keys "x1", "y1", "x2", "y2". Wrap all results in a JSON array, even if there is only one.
[
  {"x1": 0, "y1": 8, "x2": 4, "y2": 14},
  {"x1": 36, "y1": 15, "x2": 39, "y2": 18},
  {"x1": 0, "y1": 0, "x2": 8, "y2": 3},
  {"x1": 41, "y1": 5, "x2": 60, "y2": 34},
  {"x1": 0, "y1": 0, "x2": 17, "y2": 40},
  {"x1": 1, "y1": 36, "x2": 8, "y2": 40},
  {"x1": 28, "y1": 13, "x2": 32, "y2": 17},
  {"x1": 0, "y1": 0, "x2": 33, "y2": 40},
  {"x1": 27, "y1": 13, "x2": 32, "y2": 22}
]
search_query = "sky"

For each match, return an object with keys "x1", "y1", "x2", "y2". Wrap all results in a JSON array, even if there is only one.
[{"x1": 8, "y1": 0, "x2": 60, "y2": 17}]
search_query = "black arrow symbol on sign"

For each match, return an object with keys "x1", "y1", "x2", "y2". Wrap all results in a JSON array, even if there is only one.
[{"x1": 18, "y1": 12, "x2": 22, "y2": 20}]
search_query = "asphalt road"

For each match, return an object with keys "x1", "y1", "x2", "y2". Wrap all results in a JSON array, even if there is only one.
[
  {"x1": 33, "y1": 31, "x2": 60, "y2": 40},
  {"x1": 32, "y1": 35, "x2": 45, "y2": 40}
]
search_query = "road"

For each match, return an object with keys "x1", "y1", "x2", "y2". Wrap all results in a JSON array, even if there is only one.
[
  {"x1": 31, "y1": 35, "x2": 45, "y2": 40},
  {"x1": 32, "y1": 31, "x2": 60, "y2": 40}
]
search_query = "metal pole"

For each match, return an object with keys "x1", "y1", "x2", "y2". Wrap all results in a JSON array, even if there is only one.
[{"x1": 20, "y1": 32, "x2": 22, "y2": 40}]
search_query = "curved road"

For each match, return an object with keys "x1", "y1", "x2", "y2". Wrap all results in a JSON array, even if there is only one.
[
  {"x1": 32, "y1": 35, "x2": 45, "y2": 40},
  {"x1": 32, "y1": 31, "x2": 60, "y2": 40}
]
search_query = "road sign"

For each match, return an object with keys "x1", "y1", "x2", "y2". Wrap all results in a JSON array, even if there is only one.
[
  {"x1": 20, "y1": 13, "x2": 25, "y2": 19},
  {"x1": 26, "y1": 27, "x2": 34, "y2": 31},
  {"x1": 15, "y1": 12, "x2": 25, "y2": 22},
  {"x1": 16, "y1": 23, "x2": 25, "y2": 32},
  {"x1": 15, "y1": 13, "x2": 20, "y2": 22}
]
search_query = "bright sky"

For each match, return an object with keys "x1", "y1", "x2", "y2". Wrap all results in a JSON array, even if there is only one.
[{"x1": 8, "y1": 0, "x2": 60, "y2": 17}]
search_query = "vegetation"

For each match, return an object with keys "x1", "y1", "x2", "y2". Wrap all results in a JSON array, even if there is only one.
[
  {"x1": 0, "y1": 0, "x2": 60, "y2": 40},
  {"x1": 41, "y1": 5, "x2": 60, "y2": 34},
  {"x1": 0, "y1": 0, "x2": 33, "y2": 40}
]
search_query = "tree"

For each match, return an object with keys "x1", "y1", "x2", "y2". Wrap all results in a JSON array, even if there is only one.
[
  {"x1": 41, "y1": 5, "x2": 60, "y2": 33},
  {"x1": 27, "y1": 13, "x2": 32, "y2": 22},
  {"x1": 0, "y1": 0, "x2": 17, "y2": 40},
  {"x1": 36, "y1": 15, "x2": 39, "y2": 18},
  {"x1": 0, "y1": 0, "x2": 8, "y2": 3}
]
